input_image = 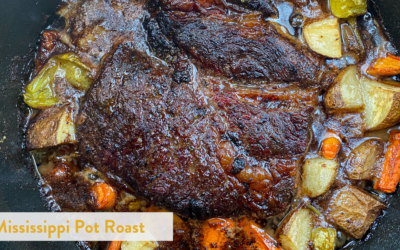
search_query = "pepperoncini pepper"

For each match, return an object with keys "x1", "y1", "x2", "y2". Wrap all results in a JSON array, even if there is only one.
[
  {"x1": 24, "y1": 53, "x2": 92, "y2": 109},
  {"x1": 312, "y1": 228, "x2": 336, "y2": 250},
  {"x1": 330, "y1": 0, "x2": 367, "y2": 19}
]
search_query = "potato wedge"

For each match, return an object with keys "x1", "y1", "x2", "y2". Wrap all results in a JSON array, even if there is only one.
[
  {"x1": 304, "y1": 17, "x2": 342, "y2": 58},
  {"x1": 121, "y1": 241, "x2": 158, "y2": 250},
  {"x1": 26, "y1": 106, "x2": 76, "y2": 150},
  {"x1": 278, "y1": 208, "x2": 314, "y2": 250},
  {"x1": 345, "y1": 139, "x2": 384, "y2": 180},
  {"x1": 326, "y1": 185, "x2": 385, "y2": 239},
  {"x1": 361, "y1": 78, "x2": 400, "y2": 131},
  {"x1": 324, "y1": 66, "x2": 364, "y2": 113},
  {"x1": 311, "y1": 228, "x2": 336, "y2": 250},
  {"x1": 302, "y1": 158, "x2": 339, "y2": 198}
]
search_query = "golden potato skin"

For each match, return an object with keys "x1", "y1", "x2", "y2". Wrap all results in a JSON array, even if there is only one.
[
  {"x1": 361, "y1": 78, "x2": 400, "y2": 131},
  {"x1": 324, "y1": 66, "x2": 364, "y2": 113},
  {"x1": 278, "y1": 207, "x2": 314, "y2": 250},
  {"x1": 326, "y1": 185, "x2": 385, "y2": 239},
  {"x1": 26, "y1": 106, "x2": 76, "y2": 150},
  {"x1": 345, "y1": 139, "x2": 384, "y2": 180},
  {"x1": 301, "y1": 158, "x2": 339, "y2": 198},
  {"x1": 324, "y1": 80, "x2": 345, "y2": 111},
  {"x1": 303, "y1": 17, "x2": 342, "y2": 58}
]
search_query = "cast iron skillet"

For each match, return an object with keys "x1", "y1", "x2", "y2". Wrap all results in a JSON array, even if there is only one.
[{"x1": 0, "y1": 0, "x2": 399, "y2": 249}]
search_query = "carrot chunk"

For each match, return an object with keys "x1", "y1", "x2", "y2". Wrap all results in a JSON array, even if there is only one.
[
  {"x1": 201, "y1": 218, "x2": 234, "y2": 249},
  {"x1": 108, "y1": 241, "x2": 121, "y2": 250},
  {"x1": 321, "y1": 137, "x2": 341, "y2": 160},
  {"x1": 367, "y1": 54, "x2": 400, "y2": 77},
  {"x1": 374, "y1": 131, "x2": 400, "y2": 193},
  {"x1": 36, "y1": 30, "x2": 60, "y2": 72},
  {"x1": 239, "y1": 218, "x2": 281, "y2": 250},
  {"x1": 92, "y1": 183, "x2": 117, "y2": 210}
]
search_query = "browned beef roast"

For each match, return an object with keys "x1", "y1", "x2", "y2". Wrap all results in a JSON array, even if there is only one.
[
  {"x1": 152, "y1": 0, "x2": 322, "y2": 86},
  {"x1": 74, "y1": 0, "x2": 325, "y2": 219},
  {"x1": 77, "y1": 41, "x2": 317, "y2": 219}
]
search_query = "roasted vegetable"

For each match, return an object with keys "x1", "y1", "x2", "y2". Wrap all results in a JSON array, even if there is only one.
[
  {"x1": 91, "y1": 182, "x2": 117, "y2": 210},
  {"x1": 304, "y1": 17, "x2": 342, "y2": 58},
  {"x1": 108, "y1": 241, "x2": 121, "y2": 250},
  {"x1": 346, "y1": 139, "x2": 384, "y2": 180},
  {"x1": 24, "y1": 53, "x2": 92, "y2": 109},
  {"x1": 321, "y1": 137, "x2": 341, "y2": 160},
  {"x1": 374, "y1": 131, "x2": 400, "y2": 193},
  {"x1": 311, "y1": 228, "x2": 336, "y2": 250},
  {"x1": 238, "y1": 218, "x2": 281, "y2": 250},
  {"x1": 36, "y1": 30, "x2": 61, "y2": 73},
  {"x1": 302, "y1": 157, "x2": 339, "y2": 198},
  {"x1": 144, "y1": 205, "x2": 185, "y2": 225},
  {"x1": 330, "y1": 0, "x2": 367, "y2": 19},
  {"x1": 278, "y1": 208, "x2": 314, "y2": 250},
  {"x1": 121, "y1": 241, "x2": 158, "y2": 250},
  {"x1": 26, "y1": 106, "x2": 76, "y2": 150},
  {"x1": 324, "y1": 66, "x2": 364, "y2": 113},
  {"x1": 341, "y1": 23, "x2": 364, "y2": 61},
  {"x1": 128, "y1": 200, "x2": 141, "y2": 212},
  {"x1": 361, "y1": 78, "x2": 400, "y2": 131},
  {"x1": 326, "y1": 185, "x2": 385, "y2": 239},
  {"x1": 367, "y1": 53, "x2": 400, "y2": 77},
  {"x1": 347, "y1": 17, "x2": 365, "y2": 58},
  {"x1": 200, "y1": 218, "x2": 235, "y2": 249}
]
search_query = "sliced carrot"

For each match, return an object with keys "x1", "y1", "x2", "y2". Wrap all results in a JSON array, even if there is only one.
[
  {"x1": 92, "y1": 183, "x2": 117, "y2": 210},
  {"x1": 47, "y1": 163, "x2": 72, "y2": 181},
  {"x1": 201, "y1": 218, "x2": 234, "y2": 249},
  {"x1": 145, "y1": 204, "x2": 168, "y2": 213},
  {"x1": 41, "y1": 30, "x2": 59, "y2": 51},
  {"x1": 36, "y1": 30, "x2": 60, "y2": 72},
  {"x1": 367, "y1": 53, "x2": 400, "y2": 77},
  {"x1": 239, "y1": 218, "x2": 281, "y2": 250},
  {"x1": 108, "y1": 241, "x2": 121, "y2": 250},
  {"x1": 321, "y1": 137, "x2": 341, "y2": 160},
  {"x1": 374, "y1": 131, "x2": 400, "y2": 193}
]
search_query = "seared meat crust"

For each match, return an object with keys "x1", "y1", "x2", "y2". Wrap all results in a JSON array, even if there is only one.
[
  {"x1": 214, "y1": 93, "x2": 313, "y2": 159},
  {"x1": 59, "y1": 0, "x2": 148, "y2": 70},
  {"x1": 155, "y1": 11, "x2": 322, "y2": 85},
  {"x1": 78, "y1": 44, "x2": 316, "y2": 219},
  {"x1": 226, "y1": 0, "x2": 276, "y2": 16}
]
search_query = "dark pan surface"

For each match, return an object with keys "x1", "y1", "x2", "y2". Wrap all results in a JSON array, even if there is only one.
[{"x1": 0, "y1": 0, "x2": 399, "y2": 249}]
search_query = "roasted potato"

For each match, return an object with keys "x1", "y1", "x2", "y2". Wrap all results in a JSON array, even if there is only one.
[
  {"x1": 302, "y1": 158, "x2": 339, "y2": 198},
  {"x1": 345, "y1": 139, "x2": 384, "y2": 180},
  {"x1": 324, "y1": 66, "x2": 364, "y2": 113},
  {"x1": 304, "y1": 17, "x2": 342, "y2": 58},
  {"x1": 278, "y1": 208, "x2": 314, "y2": 250},
  {"x1": 326, "y1": 185, "x2": 385, "y2": 239},
  {"x1": 26, "y1": 106, "x2": 76, "y2": 150},
  {"x1": 361, "y1": 78, "x2": 400, "y2": 131},
  {"x1": 121, "y1": 241, "x2": 158, "y2": 250},
  {"x1": 311, "y1": 228, "x2": 336, "y2": 250}
]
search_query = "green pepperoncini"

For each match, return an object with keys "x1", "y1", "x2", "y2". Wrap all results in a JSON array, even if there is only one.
[{"x1": 24, "y1": 53, "x2": 92, "y2": 109}]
